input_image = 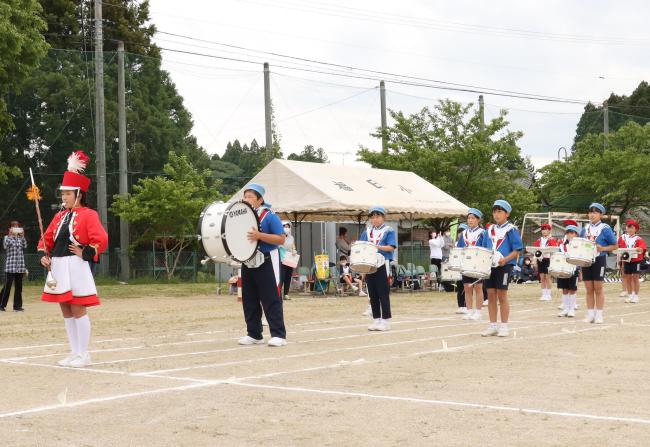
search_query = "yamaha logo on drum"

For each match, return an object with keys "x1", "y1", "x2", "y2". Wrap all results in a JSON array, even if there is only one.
[{"x1": 228, "y1": 208, "x2": 248, "y2": 218}]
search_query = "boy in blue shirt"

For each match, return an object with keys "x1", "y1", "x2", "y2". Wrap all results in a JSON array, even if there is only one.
[
  {"x1": 482, "y1": 200, "x2": 523, "y2": 338},
  {"x1": 238, "y1": 183, "x2": 288, "y2": 347},
  {"x1": 579, "y1": 202, "x2": 618, "y2": 324},
  {"x1": 359, "y1": 206, "x2": 397, "y2": 331}
]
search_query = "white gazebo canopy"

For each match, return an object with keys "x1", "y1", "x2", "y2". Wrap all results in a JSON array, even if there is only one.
[{"x1": 230, "y1": 159, "x2": 468, "y2": 221}]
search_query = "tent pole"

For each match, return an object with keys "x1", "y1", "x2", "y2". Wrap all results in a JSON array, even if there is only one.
[{"x1": 410, "y1": 213, "x2": 414, "y2": 272}]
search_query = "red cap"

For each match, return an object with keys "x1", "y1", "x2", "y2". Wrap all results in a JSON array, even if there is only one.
[
  {"x1": 563, "y1": 219, "x2": 577, "y2": 227},
  {"x1": 60, "y1": 151, "x2": 91, "y2": 192},
  {"x1": 626, "y1": 220, "x2": 640, "y2": 230},
  {"x1": 540, "y1": 223, "x2": 552, "y2": 230}
]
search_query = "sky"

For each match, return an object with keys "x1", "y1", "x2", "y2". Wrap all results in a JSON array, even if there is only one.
[{"x1": 147, "y1": 0, "x2": 649, "y2": 169}]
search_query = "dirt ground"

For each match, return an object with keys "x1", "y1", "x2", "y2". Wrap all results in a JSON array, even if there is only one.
[{"x1": 0, "y1": 282, "x2": 649, "y2": 446}]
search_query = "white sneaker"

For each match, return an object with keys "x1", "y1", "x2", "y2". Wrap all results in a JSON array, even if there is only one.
[
  {"x1": 481, "y1": 326, "x2": 498, "y2": 337},
  {"x1": 624, "y1": 296, "x2": 632, "y2": 303},
  {"x1": 238, "y1": 335, "x2": 264, "y2": 345},
  {"x1": 358, "y1": 290, "x2": 367, "y2": 297},
  {"x1": 539, "y1": 296, "x2": 547, "y2": 301},
  {"x1": 583, "y1": 314, "x2": 595, "y2": 324},
  {"x1": 619, "y1": 291, "x2": 628, "y2": 297},
  {"x1": 363, "y1": 305, "x2": 372, "y2": 317},
  {"x1": 574, "y1": 303, "x2": 579, "y2": 310},
  {"x1": 57, "y1": 353, "x2": 77, "y2": 367},
  {"x1": 69, "y1": 353, "x2": 91, "y2": 368},
  {"x1": 462, "y1": 313, "x2": 472, "y2": 320},
  {"x1": 469, "y1": 311, "x2": 482, "y2": 321},
  {"x1": 482, "y1": 300, "x2": 488, "y2": 306},
  {"x1": 375, "y1": 319, "x2": 390, "y2": 331},
  {"x1": 558, "y1": 309, "x2": 568, "y2": 317},
  {"x1": 594, "y1": 315, "x2": 604, "y2": 324},
  {"x1": 267, "y1": 337, "x2": 287, "y2": 347},
  {"x1": 455, "y1": 307, "x2": 468, "y2": 314},
  {"x1": 567, "y1": 309, "x2": 575, "y2": 318},
  {"x1": 368, "y1": 319, "x2": 381, "y2": 331},
  {"x1": 497, "y1": 327, "x2": 509, "y2": 337},
  {"x1": 352, "y1": 285, "x2": 359, "y2": 292},
  {"x1": 630, "y1": 296, "x2": 639, "y2": 304}
]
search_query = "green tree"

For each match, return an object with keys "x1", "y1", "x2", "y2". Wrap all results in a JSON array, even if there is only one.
[
  {"x1": 537, "y1": 121, "x2": 650, "y2": 217},
  {"x1": 111, "y1": 152, "x2": 222, "y2": 279},
  {"x1": 358, "y1": 100, "x2": 537, "y2": 225},
  {"x1": 0, "y1": 0, "x2": 48, "y2": 136},
  {"x1": 288, "y1": 145, "x2": 328, "y2": 163}
]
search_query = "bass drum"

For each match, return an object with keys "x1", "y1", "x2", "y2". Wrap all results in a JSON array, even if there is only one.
[{"x1": 198, "y1": 201, "x2": 260, "y2": 263}]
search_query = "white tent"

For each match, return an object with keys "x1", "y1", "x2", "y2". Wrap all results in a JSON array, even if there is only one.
[{"x1": 230, "y1": 159, "x2": 468, "y2": 221}]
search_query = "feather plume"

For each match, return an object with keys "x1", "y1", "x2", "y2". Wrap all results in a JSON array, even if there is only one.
[{"x1": 67, "y1": 150, "x2": 90, "y2": 173}]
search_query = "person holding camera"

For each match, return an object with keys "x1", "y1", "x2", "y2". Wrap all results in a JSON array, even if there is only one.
[{"x1": 1, "y1": 221, "x2": 27, "y2": 312}]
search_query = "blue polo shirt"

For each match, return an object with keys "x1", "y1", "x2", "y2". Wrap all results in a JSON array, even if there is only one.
[
  {"x1": 491, "y1": 223, "x2": 523, "y2": 266},
  {"x1": 456, "y1": 227, "x2": 493, "y2": 249},
  {"x1": 359, "y1": 225, "x2": 397, "y2": 261},
  {"x1": 579, "y1": 223, "x2": 617, "y2": 258},
  {"x1": 258, "y1": 209, "x2": 284, "y2": 253}
]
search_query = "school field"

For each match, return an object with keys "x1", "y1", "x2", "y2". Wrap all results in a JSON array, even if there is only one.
[{"x1": 0, "y1": 282, "x2": 649, "y2": 446}]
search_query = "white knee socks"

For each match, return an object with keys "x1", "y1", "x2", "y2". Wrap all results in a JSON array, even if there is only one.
[
  {"x1": 63, "y1": 317, "x2": 78, "y2": 355},
  {"x1": 75, "y1": 315, "x2": 91, "y2": 355}
]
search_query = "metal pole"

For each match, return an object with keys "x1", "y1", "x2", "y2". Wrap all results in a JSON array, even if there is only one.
[
  {"x1": 117, "y1": 41, "x2": 130, "y2": 282},
  {"x1": 478, "y1": 95, "x2": 485, "y2": 136},
  {"x1": 94, "y1": 0, "x2": 108, "y2": 275},
  {"x1": 264, "y1": 62, "x2": 273, "y2": 161},
  {"x1": 380, "y1": 81, "x2": 387, "y2": 152}
]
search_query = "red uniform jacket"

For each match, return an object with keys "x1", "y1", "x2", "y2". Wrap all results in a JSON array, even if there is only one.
[
  {"x1": 533, "y1": 237, "x2": 558, "y2": 259},
  {"x1": 37, "y1": 207, "x2": 108, "y2": 262},
  {"x1": 618, "y1": 235, "x2": 647, "y2": 263}
]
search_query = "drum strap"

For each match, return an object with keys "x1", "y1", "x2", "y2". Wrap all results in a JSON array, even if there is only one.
[
  {"x1": 623, "y1": 234, "x2": 638, "y2": 249},
  {"x1": 463, "y1": 227, "x2": 483, "y2": 246},
  {"x1": 258, "y1": 208, "x2": 270, "y2": 224},
  {"x1": 585, "y1": 222, "x2": 606, "y2": 241},
  {"x1": 367, "y1": 224, "x2": 387, "y2": 246},
  {"x1": 490, "y1": 222, "x2": 514, "y2": 250}
]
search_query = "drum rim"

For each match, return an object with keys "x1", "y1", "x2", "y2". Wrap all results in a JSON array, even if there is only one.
[{"x1": 221, "y1": 200, "x2": 260, "y2": 263}]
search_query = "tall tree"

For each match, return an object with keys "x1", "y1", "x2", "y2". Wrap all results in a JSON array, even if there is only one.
[
  {"x1": 288, "y1": 145, "x2": 328, "y2": 163},
  {"x1": 358, "y1": 100, "x2": 537, "y2": 224}
]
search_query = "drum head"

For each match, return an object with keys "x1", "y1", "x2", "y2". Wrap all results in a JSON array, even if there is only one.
[{"x1": 222, "y1": 201, "x2": 260, "y2": 262}]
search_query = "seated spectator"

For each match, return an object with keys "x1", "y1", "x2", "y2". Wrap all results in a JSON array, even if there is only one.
[
  {"x1": 338, "y1": 255, "x2": 364, "y2": 293},
  {"x1": 515, "y1": 257, "x2": 537, "y2": 283}
]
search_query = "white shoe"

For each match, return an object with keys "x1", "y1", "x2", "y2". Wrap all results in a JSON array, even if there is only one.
[
  {"x1": 469, "y1": 311, "x2": 482, "y2": 321},
  {"x1": 455, "y1": 307, "x2": 468, "y2": 314},
  {"x1": 583, "y1": 315, "x2": 595, "y2": 324},
  {"x1": 462, "y1": 313, "x2": 472, "y2": 320},
  {"x1": 624, "y1": 297, "x2": 632, "y2": 303},
  {"x1": 375, "y1": 319, "x2": 390, "y2": 331},
  {"x1": 482, "y1": 300, "x2": 488, "y2": 306},
  {"x1": 539, "y1": 296, "x2": 547, "y2": 301},
  {"x1": 362, "y1": 305, "x2": 372, "y2": 317},
  {"x1": 594, "y1": 315, "x2": 604, "y2": 324},
  {"x1": 368, "y1": 319, "x2": 381, "y2": 331},
  {"x1": 574, "y1": 303, "x2": 579, "y2": 310},
  {"x1": 352, "y1": 285, "x2": 359, "y2": 292},
  {"x1": 267, "y1": 337, "x2": 287, "y2": 347},
  {"x1": 69, "y1": 353, "x2": 91, "y2": 368},
  {"x1": 481, "y1": 326, "x2": 498, "y2": 337},
  {"x1": 558, "y1": 309, "x2": 568, "y2": 317},
  {"x1": 497, "y1": 327, "x2": 509, "y2": 337},
  {"x1": 619, "y1": 291, "x2": 628, "y2": 297},
  {"x1": 358, "y1": 290, "x2": 367, "y2": 297},
  {"x1": 630, "y1": 296, "x2": 639, "y2": 304},
  {"x1": 57, "y1": 353, "x2": 77, "y2": 367},
  {"x1": 567, "y1": 309, "x2": 575, "y2": 318},
  {"x1": 238, "y1": 335, "x2": 264, "y2": 345}
]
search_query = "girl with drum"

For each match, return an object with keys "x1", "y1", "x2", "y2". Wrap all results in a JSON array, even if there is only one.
[
  {"x1": 481, "y1": 200, "x2": 523, "y2": 338},
  {"x1": 618, "y1": 220, "x2": 646, "y2": 304},
  {"x1": 238, "y1": 183, "x2": 288, "y2": 347},
  {"x1": 359, "y1": 206, "x2": 397, "y2": 331},
  {"x1": 38, "y1": 151, "x2": 108, "y2": 368},
  {"x1": 557, "y1": 224, "x2": 581, "y2": 317},
  {"x1": 454, "y1": 223, "x2": 468, "y2": 315},
  {"x1": 533, "y1": 223, "x2": 558, "y2": 302},
  {"x1": 456, "y1": 208, "x2": 492, "y2": 321},
  {"x1": 579, "y1": 203, "x2": 618, "y2": 324}
]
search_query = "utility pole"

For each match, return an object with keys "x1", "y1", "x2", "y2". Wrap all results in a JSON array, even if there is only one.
[
  {"x1": 478, "y1": 95, "x2": 485, "y2": 136},
  {"x1": 263, "y1": 62, "x2": 273, "y2": 162},
  {"x1": 380, "y1": 81, "x2": 387, "y2": 152},
  {"x1": 117, "y1": 41, "x2": 130, "y2": 282},
  {"x1": 94, "y1": 0, "x2": 108, "y2": 274},
  {"x1": 603, "y1": 100, "x2": 609, "y2": 148}
]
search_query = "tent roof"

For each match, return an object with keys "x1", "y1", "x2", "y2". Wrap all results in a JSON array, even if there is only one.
[{"x1": 229, "y1": 159, "x2": 468, "y2": 221}]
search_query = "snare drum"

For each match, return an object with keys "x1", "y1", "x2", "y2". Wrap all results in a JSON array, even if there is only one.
[
  {"x1": 350, "y1": 241, "x2": 379, "y2": 274},
  {"x1": 198, "y1": 201, "x2": 259, "y2": 263},
  {"x1": 440, "y1": 262, "x2": 462, "y2": 282},
  {"x1": 461, "y1": 246, "x2": 494, "y2": 279},
  {"x1": 613, "y1": 248, "x2": 639, "y2": 263},
  {"x1": 565, "y1": 237, "x2": 596, "y2": 267},
  {"x1": 549, "y1": 252, "x2": 577, "y2": 278},
  {"x1": 448, "y1": 247, "x2": 464, "y2": 271}
]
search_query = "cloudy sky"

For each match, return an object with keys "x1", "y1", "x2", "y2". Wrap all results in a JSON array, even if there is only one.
[{"x1": 148, "y1": 0, "x2": 649, "y2": 169}]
